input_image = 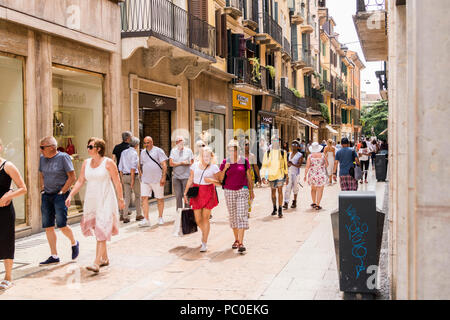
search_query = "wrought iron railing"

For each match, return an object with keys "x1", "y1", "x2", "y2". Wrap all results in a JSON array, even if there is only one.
[
  {"x1": 324, "y1": 80, "x2": 332, "y2": 92},
  {"x1": 281, "y1": 79, "x2": 307, "y2": 112},
  {"x1": 120, "y1": 0, "x2": 216, "y2": 58},
  {"x1": 311, "y1": 88, "x2": 324, "y2": 103},
  {"x1": 283, "y1": 37, "x2": 291, "y2": 57},
  {"x1": 228, "y1": 57, "x2": 262, "y2": 88},
  {"x1": 356, "y1": 0, "x2": 386, "y2": 13},
  {"x1": 263, "y1": 12, "x2": 282, "y2": 45}
]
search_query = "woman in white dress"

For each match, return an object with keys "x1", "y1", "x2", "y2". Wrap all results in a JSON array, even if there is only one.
[
  {"x1": 66, "y1": 138, "x2": 124, "y2": 273},
  {"x1": 323, "y1": 139, "x2": 336, "y2": 185}
]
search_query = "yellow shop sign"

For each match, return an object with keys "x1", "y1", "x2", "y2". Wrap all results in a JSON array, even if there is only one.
[{"x1": 232, "y1": 90, "x2": 252, "y2": 110}]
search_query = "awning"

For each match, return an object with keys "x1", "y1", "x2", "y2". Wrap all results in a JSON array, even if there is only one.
[
  {"x1": 380, "y1": 128, "x2": 388, "y2": 135},
  {"x1": 292, "y1": 115, "x2": 319, "y2": 129},
  {"x1": 325, "y1": 125, "x2": 338, "y2": 135}
]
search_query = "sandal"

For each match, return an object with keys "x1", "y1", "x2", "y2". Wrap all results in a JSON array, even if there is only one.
[
  {"x1": 0, "y1": 280, "x2": 13, "y2": 291},
  {"x1": 232, "y1": 240, "x2": 239, "y2": 249},
  {"x1": 86, "y1": 264, "x2": 100, "y2": 273},
  {"x1": 315, "y1": 205, "x2": 322, "y2": 211},
  {"x1": 100, "y1": 259, "x2": 109, "y2": 267},
  {"x1": 310, "y1": 203, "x2": 316, "y2": 208}
]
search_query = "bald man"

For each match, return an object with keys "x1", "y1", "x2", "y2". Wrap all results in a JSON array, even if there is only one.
[{"x1": 139, "y1": 136, "x2": 168, "y2": 227}]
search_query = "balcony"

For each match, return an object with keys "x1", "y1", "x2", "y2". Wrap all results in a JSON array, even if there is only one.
[
  {"x1": 120, "y1": 0, "x2": 216, "y2": 61},
  {"x1": 256, "y1": 12, "x2": 282, "y2": 48},
  {"x1": 346, "y1": 97, "x2": 356, "y2": 106},
  {"x1": 334, "y1": 114, "x2": 342, "y2": 125},
  {"x1": 353, "y1": 0, "x2": 388, "y2": 61},
  {"x1": 323, "y1": 80, "x2": 333, "y2": 94},
  {"x1": 225, "y1": 0, "x2": 244, "y2": 20},
  {"x1": 242, "y1": 0, "x2": 259, "y2": 31},
  {"x1": 228, "y1": 57, "x2": 263, "y2": 95},
  {"x1": 280, "y1": 78, "x2": 307, "y2": 113},
  {"x1": 302, "y1": 52, "x2": 316, "y2": 74},
  {"x1": 261, "y1": 66, "x2": 276, "y2": 94},
  {"x1": 300, "y1": 14, "x2": 314, "y2": 34},
  {"x1": 282, "y1": 37, "x2": 292, "y2": 60}
]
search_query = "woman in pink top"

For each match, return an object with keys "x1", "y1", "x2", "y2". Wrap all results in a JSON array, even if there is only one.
[{"x1": 217, "y1": 140, "x2": 255, "y2": 254}]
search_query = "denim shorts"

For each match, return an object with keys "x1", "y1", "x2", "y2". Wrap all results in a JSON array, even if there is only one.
[
  {"x1": 269, "y1": 178, "x2": 286, "y2": 189},
  {"x1": 41, "y1": 191, "x2": 70, "y2": 228}
]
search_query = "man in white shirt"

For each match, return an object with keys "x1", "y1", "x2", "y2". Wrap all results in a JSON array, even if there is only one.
[
  {"x1": 283, "y1": 141, "x2": 303, "y2": 209},
  {"x1": 139, "y1": 136, "x2": 168, "y2": 227},
  {"x1": 118, "y1": 137, "x2": 142, "y2": 223}
]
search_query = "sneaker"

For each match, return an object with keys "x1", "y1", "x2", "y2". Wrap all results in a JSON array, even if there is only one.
[
  {"x1": 71, "y1": 241, "x2": 80, "y2": 260},
  {"x1": 136, "y1": 215, "x2": 144, "y2": 221},
  {"x1": 238, "y1": 244, "x2": 246, "y2": 253},
  {"x1": 291, "y1": 200, "x2": 297, "y2": 209},
  {"x1": 200, "y1": 243, "x2": 207, "y2": 252},
  {"x1": 158, "y1": 217, "x2": 164, "y2": 225},
  {"x1": 282, "y1": 202, "x2": 288, "y2": 210},
  {"x1": 138, "y1": 219, "x2": 150, "y2": 228},
  {"x1": 278, "y1": 206, "x2": 283, "y2": 218},
  {"x1": 123, "y1": 217, "x2": 130, "y2": 223},
  {"x1": 39, "y1": 256, "x2": 60, "y2": 266}
]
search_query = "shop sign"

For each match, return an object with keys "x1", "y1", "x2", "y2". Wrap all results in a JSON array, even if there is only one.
[
  {"x1": 261, "y1": 115, "x2": 274, "y2": 125},
  {"x1": 139, "y1": 93, "x2": 177, "y2": 111},
  {"x1": 233, "y1": 90, "x2": 252, "y2": 110}
]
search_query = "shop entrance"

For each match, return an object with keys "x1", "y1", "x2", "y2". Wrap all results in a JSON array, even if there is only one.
[{"x1": 139, "y1": 93, "x2": 175, "y2": 196}]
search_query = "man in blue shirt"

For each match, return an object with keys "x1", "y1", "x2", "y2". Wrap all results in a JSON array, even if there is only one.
[
  {"x1": 39, "y1": 136, "x2": 79, "y2": 266},
  {"x1": 333, "y1": 138, "x2": 360, "y2": 191}
]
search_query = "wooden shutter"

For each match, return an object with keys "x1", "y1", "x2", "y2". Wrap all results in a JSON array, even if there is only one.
[
  {"x1": 189, "y1": 0, "x2": 207, "y2": 21},
  {"x1": 221, "y1": 13, "x2": 228, "y2": 58},
  {"x1": 216, "y1": 10, "x2": 222, "y2": 56}
]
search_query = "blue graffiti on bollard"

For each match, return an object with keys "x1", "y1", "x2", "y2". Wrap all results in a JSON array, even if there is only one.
[{"x1": 344, "y1": 204, "x2": 369, "y2": 279}]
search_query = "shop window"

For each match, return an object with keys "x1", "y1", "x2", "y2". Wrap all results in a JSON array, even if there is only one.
[
  {"x1": 52, "y1": 66, "x2": 103, "y2": 216},
  {"x1": 194, "y1": 111, "x2": 225, "y2": 162},
  {"x1": 0, "y1": 55, "x2": 26, "y2": 226}
]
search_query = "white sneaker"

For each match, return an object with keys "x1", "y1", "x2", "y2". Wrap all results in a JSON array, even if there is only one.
[
  {"x1": 200, "y1": 242, "x2": 207, "y2": 252},
  {"x1": 138, "y1": 219, "x2": 150, "y2": 228},
  {"x1": 158, "y1": 217, "x2": 164, "y2": 225}
]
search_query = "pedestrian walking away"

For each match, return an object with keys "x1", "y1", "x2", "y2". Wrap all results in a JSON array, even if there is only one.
[
  {"x1": 304, "y1": 142, "x2": 328, "y2": 211},
  {"x1": 66, "y1": 138, "x2": 124, "y2": 273},
  {"x1": 170, "y1": 136, "x2": 194, "y2": 236},
  {"x1": 118, "y1": 136, "x2": 142, "y2": 223},
  {"x1": 358, "y1": 141, "x2": 370, "y2": 184},
  {"x1": 0, "y1": 138, "x2": 27, "y2": 291},
  {"x1": 324, "y1": 139, "x2": 336, "y2": 186},
  {"x1": 261, "y1": 135, "x2": 288, "y2": 218},
  {"x1": 283, "y1": 140, "x2": 303, "y2": 210},
  {"x1": 113, "y1": 131, "x2": 131, "y2": 220},
  {"x1": 218, "y1": 140, "x2": 255, "y2": 253},
  {"x1": 183, "y1": 147, "x2": 220, "y2": 252},
  {"x1": 38, "y1": 136, "x2": 79, "y2": 266},
  {"x1": 333, "y1": 137, "x2": 361, "y2": 191},
  {"x1": 139, "y1": 136, "x2": 169, "y2": 227}
]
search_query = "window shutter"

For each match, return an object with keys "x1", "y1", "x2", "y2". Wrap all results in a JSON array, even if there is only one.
[
  {"x1": 216, "y1": 10, "x2": 221, "y2": 56},
  {"x1": 221, "y1": 14, "x2": 228, "y2": 58}
]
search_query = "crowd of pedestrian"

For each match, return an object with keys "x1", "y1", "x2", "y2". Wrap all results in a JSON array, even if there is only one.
[{"x1": 0, "y1": 130, "x2": 387, "y2": 290}]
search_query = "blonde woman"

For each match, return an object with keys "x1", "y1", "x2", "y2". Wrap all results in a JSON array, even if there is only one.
[
  {"x1": 323, "y1": 139, "x2": 336, "y2": 185},
  {"x1": 184, "y1": 147, "x2": 220, "y2": 252},
  {"x1": 0, "y1": 138, "x2": 27, "y2": 290},
  {"x1": 66, "y1": 138, "x2": 124, "y2": 273}
]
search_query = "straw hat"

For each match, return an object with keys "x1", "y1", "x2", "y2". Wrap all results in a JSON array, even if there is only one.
[{"x1": 309, "y1": 142, "x2": 323, "y2": 153}]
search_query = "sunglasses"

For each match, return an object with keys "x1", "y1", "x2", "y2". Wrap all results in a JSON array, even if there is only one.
[
  {"x1": 87, "y1": 145, "x2": 95, "y2": 150},
  {"x1": 40, "y1": 145, "x2": 54, "y2": 150}
]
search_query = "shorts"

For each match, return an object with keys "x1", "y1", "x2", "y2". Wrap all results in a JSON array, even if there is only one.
[
  {"x1": 41, "y1": 192, "x2": 69, "y2": 228},
  {"x1": 269, "y1": 178, "x2": 285, "y2": 189},
  {"x1": 141, "y1": 182, "x2": 164, "y2": 199}
]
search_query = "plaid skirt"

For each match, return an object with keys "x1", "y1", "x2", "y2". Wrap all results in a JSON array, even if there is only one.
[{"x1": 340, "y1": 175, "x2": 359, "y2": 191}]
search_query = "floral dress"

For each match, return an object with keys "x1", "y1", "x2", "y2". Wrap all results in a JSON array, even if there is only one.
[{"x1": 307, "y1": 155, "x2": 327, "y2": 187}]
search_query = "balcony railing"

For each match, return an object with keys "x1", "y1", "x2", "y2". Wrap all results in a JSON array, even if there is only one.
[
  {"x1": 347, "y1": 97, "x2": 356, "y2": 106},
  {"x1": 120, "y1": 0, "x2": 216, "y2": 59},
  {"x1": 283, "y1": 37, "x2": 291, "y2": 57},
  {"x1": 334, "y1": 114, "x2": 342, "y2": 125},
  {"x1": 281, "y1": 79, "x2": 307, "y2": 112},
  {"x1": 311, "y1": 88, "x2": 324, "y2": 103},
  {"x1": 263, "y1": 12, "x2": 282, "y2": 45},
  {"x1": 228, "y1": 57, "x2": 262, "y2": 88},
  {"x1": 356, "y1": 0, "x2": 386, "y2": 13},
  {"x1": 324, "y1": 80, "x2": 333, "y2": 92}
]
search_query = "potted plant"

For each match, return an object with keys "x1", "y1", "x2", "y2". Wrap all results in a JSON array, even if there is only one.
[
  {"x1": 289, "y1": 88, "x2": 302, "y2": 98},
  {"x1": 248, "y1": 57, "x2": 261, "y2": 82},
  {"x1": 266, "y1": 65, "x2": 276, "y2": 79}
]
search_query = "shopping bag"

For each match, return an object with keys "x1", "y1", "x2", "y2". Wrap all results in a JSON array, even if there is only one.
[
  {"x1": 172, "y1": 208, "x2": 183, "y2": 236},
  {"x1": 66, "y1": 138, "x2": 76, "y2": 155},
  {"x1": 181, "y1": 209, "x2": 197, "y2": 235}
]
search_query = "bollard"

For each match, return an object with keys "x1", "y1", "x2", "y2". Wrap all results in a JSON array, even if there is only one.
[
  {"x1": 330, "y1": 191, "x2": 385, "y2": 300},
  {"x1": 375, "y1": 153, "x2": 388, "y2": 181}
]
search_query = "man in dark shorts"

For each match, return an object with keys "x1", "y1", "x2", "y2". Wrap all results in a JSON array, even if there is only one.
[
  {"x1": 39, "y1": 136, "x2": 78, "y2": 265},
  {"x1": 333, "y1": 138, "x2": 360, "y2": 191}
]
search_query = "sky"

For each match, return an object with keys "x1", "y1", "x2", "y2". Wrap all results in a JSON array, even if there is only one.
[{"x1": 326, "y1": 0, "x2": 385, "y2": 94}]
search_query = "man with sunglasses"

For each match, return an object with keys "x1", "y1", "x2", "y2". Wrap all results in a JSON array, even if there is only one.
[{"x1": 38, "y1": 136, "x2": 79, "y2": 266}]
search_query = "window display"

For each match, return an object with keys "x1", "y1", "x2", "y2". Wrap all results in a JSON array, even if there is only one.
[
  {"x1": 52, "y1": 66, "x2": 103, "y2": 216},
  {"x1": 0, "y1": 55, "x2": 26, "y2": 226},
  {"x1": 194, "y1": 111, "x2": 225, "y2": 163}
]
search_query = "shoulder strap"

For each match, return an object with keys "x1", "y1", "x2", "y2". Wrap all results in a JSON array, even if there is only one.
[
  {"x1": 0, "y1": 161, "x2": 6, "y2": 171},
  {"x1": 199, "y1": 164, "x2": 209, "y2": 184},
  {"x1": 146, "y1": 149, "x2": 163, "y2": 171}
]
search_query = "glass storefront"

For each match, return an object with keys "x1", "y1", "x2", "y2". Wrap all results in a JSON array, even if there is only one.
[
  {"x1": 52, "y1": 66, "x2": 103, "y2": 215},
  {"x1": 0, "y1": 55, "x2": 26, "y2": 226},
  {"x1": 194, "y1": 111, "x2": 225, "y2": 162}
]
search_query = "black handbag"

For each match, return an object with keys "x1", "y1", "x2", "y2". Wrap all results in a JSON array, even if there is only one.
[
  {"x1": 186, "y1": 165, "x2": 209, "y2": 198},
  {"x1": 181, "y1": 208, "x2": 198, "y2": 235}
]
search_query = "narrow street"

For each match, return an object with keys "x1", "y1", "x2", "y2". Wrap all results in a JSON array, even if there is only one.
[{"x1": 0, "y1": 169, "x2": 386, "y2": 300}]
